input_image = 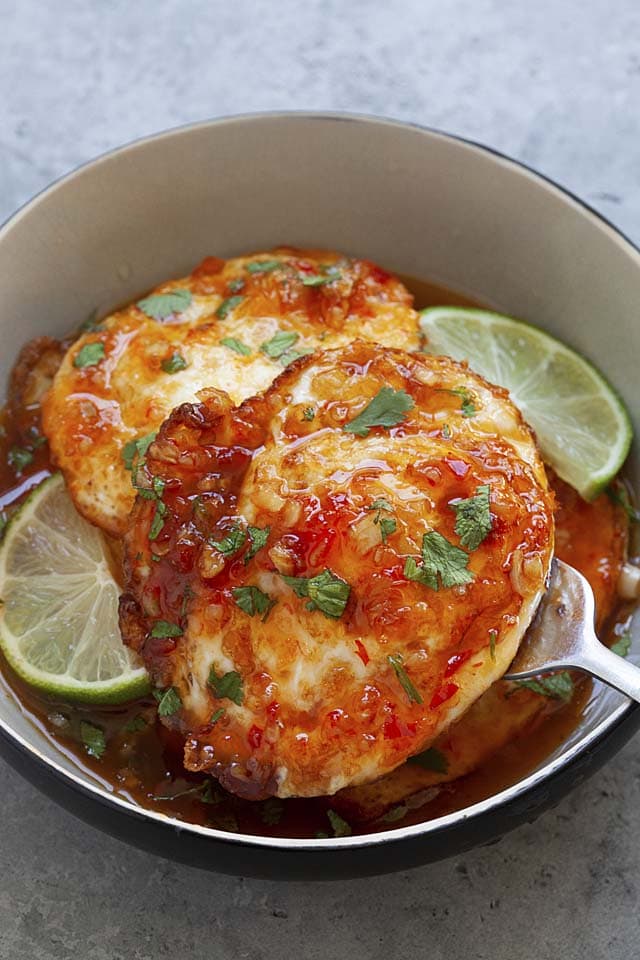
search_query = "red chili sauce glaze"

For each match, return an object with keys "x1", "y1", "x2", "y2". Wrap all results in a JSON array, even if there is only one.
[{"x1": 0, "y1": 276, "x2": 631, "y2": 838}]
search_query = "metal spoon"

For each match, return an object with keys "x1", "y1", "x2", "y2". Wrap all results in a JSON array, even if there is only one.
[{"x1": 505, "y1": 558, "x2": 640, "y2": 701}]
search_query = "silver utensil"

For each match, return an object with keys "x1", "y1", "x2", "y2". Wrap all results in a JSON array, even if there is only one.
[{"x1": 505, "y1": 558, "x2": 640, "y2": 702}]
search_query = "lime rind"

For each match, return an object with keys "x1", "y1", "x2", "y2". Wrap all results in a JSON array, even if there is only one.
[
  {"x1": 0, "y1": 474, "x2": 149, "y2": 703},
  {"x1": 419, "y1": 307, "x2": 632, "y2": 499}
]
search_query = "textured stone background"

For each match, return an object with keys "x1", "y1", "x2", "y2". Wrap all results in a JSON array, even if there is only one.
[{"x1": 1, "y1": 1, "x2": 640, "y2": 958}]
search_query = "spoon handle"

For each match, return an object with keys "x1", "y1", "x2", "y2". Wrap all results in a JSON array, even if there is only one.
[{"x1": 578, "y1": 637, "x2": 640, "y2": 703}]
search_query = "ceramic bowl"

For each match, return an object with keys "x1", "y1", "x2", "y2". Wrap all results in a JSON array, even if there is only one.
[{"x1": 0, "y1": 113, "x2": 638, "y2": 879}]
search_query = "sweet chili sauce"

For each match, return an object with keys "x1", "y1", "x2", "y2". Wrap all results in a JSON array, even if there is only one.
[{"x1": 0, "y1": 276, "x2": 632, "y2": 839}]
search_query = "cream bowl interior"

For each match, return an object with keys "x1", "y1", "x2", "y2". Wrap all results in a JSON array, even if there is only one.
[{"x1": 0, "y1": 113, "x2": 638, "y2": 868}]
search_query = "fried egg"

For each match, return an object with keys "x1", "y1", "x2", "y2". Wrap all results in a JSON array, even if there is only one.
[
  {"x1": 120, "y1": 341, "x2": 554, "y2": 799},
  {"x1": 42, "y1": 250, "x2": 420, "y2": 537}
]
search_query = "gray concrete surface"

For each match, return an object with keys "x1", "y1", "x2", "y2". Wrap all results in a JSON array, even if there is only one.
[{"x1": 1, "y1": 1, "x2": 640, "y2": 957}]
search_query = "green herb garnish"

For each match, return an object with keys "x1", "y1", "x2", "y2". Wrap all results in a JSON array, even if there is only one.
[
  {"x1": 216, "y1": 294, "x2": 244, "y2": 319},
  {"x1": 404, "y1": 531, "x2": 474, "y2": 591},
  {"x1": 247, "y1": 259, "x2": 282, "y2": 274},
  {"x1": 210, "y1": 707, "x2": 226, "y2": 725},
  {"x1": 387, "y1": 653, "x2": 423, "y2": 705},
  {"x1": 279, "y1": 346, "x2": 314, "y2": 367},
  {"x1": 8, "y1": 447, "x2": 33, "y2": 474},
  {"x1": 327, "y1": 809, "x2": 352, "y2": 837},
  {"x1": 74, "y1": 342, "x2": 105, "y2": 368},
  {"x1": 450, "y1": 484, "x2": 492, "y2": 550},
  {"x1": 228, "y1": 277, "x2": 246, "y2": 292},
  {"x1": 208, "y1": 667, "x2": 244, "y2": 706},
  {"x1": 515, "y1": 671, "x2": 574, "y2": 703},
  {"x1": 124, "y1": 715, "x2": 148, "y2": 734},
  {"x1": 232, "y1": 585, "x2": 277, "y2": 622},
  {"x1": 80, "y1": 720, "x2": 106, "y2": 759},
  {"x1": 150, "y1": 620, "x2": 183, "y2": 639},
  {"x1": 439, "y1": 387, "x2": 476, "y2": 417},
  {"x1": 245, "y1": 525, "x2": 270, "y2": 564},
  {"x1": 382, "y1": 805, "x2": 408, "y2": 823},
  {"x1": 161, "y1": 351, "x2": 188, "y2": 374},
  {"x1": 343, "y1": 387, "x2": 414, "y2": 437},
  {"x1": 408, "y1": 746, "x2": 449, "y2": 773},
  {"x1": 154, "y1": 687, "x2": 183, "y2": 717},
  {"x1": 220, "y1": 336, "x2": 251, "y2": 356},
  {"x1": 260, "y1": 330, "x2": 299, "y2": 359},
  {"x1": 210, "y1": 524, "x2": 247, "y2": 557},
  {"x1": 137, "y1": 289, "x2": 192, "y2": 320},
  {"x1": 368, "y1": 498, "x2": 397, "y2": 544},
  {"x1": 489, "y1": 629, "x2": 497, "y2": 661},
  {"x1": 121, "y1": 432, "x2": 157, "y2": 472},
  {"x1": 148, "y1": 500, "x2": 168, "y2": 540},
  {"x1": 611, "y1": 633, "x2": 632, "y2": 658},
  {"x1": 302, "y1": 407, "x2": 315, "y2": 421},
  {"x1": 281, "y1": 568, "x2": 351, "y2": 619}
]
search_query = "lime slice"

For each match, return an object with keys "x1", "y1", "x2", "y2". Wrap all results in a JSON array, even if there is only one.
[
  {"x1": 0, "y1": 474, "x2": 149, "y2": 703},
  {"x1": 420, "y1": 307, "x2": 632, "y2": 499}
]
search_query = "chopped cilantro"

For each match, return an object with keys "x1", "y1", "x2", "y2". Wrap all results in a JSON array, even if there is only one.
[
  {"x1": 154, "y1": 687, "x2": 183, "y2": 717},
  {"x1": 515, "y1": 671, "x2": 574, "y2": 702},
  {"x1": 439, "y1": 387, "x2": 476, "y2": 417},
  {"x1": 279, "y1": 346, "x2": 314, "y2": 367},
  {"x1": 489, "y1": 629, "x2": 497, "y2": 661},
  {"x1": 404, "y1": 531, "x2": 474, "y2": 591},
  {"x1": 211, "y1": 523, "x2": 247, "y2": 557},
  {"x1": 161, "y1": 351, "x2": 188, "y2": 374},
  {"x1": 302, "y1": 407, "x2": 315, "y2": 421},
  {"x1": 150, "y1": 620, "x2": 183, "y2": 639},
  {"x1": 74, "y1": 342, "x2": 105, "y2": 368},
  {"x1": 121, "y1": 432, "x2": 156, "y2": 472},
  {"x1": 299, "y1": 266, "x2": 341, "y2": 286},
  {"x1": 8, "y1": 446, "x2": 33, "y2": 474},
  {"x1": 408, "y1": 746, "x2": 449, "y2": 773},
  {"x1": 245, "y1": 525, "x2": 270, "y2": 564},
  {"x1": 387, "y1": 653, "x2": 423, "y2": 704},
  {"x1": 148, "y1": 500, "x2": 168, "y2": 541},
  {"x1": 227, "y1": 277, "x2": 246, "y2": 292},
  {"x1": 232, "y1": 585, "x2": 277, "y2": 622},
  {"x1": 368, "y1": 498, "x2": 396, "y2": 544},
  {"x1": 210, "y1": 707, "x2": 226, "y2": 725},
  {"x1": 442, "y1": 424, "x2": 452, "y2": 439},
  {"x1": 216, "y1": 294, "x2": 244, "y2": 319},
  {"x1": 260, "y1": 330, "x2": 299, "y2": 359},
  {"x1": 281, "y1": 568, "x2": 351, "y2": 619},
  {"x1": 450, "y1": 484, "x2": 492, "y2": 550},
  {"x1": 247, "y1": 259, "x2": 282, "y2": 274},
  {"x1": 327, "y1": 809, "x2": 352, "y2": 837},
  {"x1": 208, "y1": 666, "x2": 244, "y2": 706},
  {"x1": 611, "y1": 633, "x2": 632, "y2": 657},
  {"x1": 261, "y1": 797, "x2": 285, "y2": 825},
  {"x1": 343, "y1": 387, "x2": 414, "y2": 437},
  {"x1": 201, "y1": 780, "x2": 224, "y2": 805},
  {"x1": 80, "y1": 721, "x2": 106, "y2": 759},
  {"x1": 137, "y1": 289, "x2": 192, "y2": 320},
  {"x1": 220, "y1": 336, "x2": 251, "y2": 356},
  {"x1": 123, "y1": 715, "x2": 147, "y2": 734}
]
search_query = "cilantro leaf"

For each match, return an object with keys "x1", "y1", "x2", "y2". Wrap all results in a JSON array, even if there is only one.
[
  {"x1": 368, "y1": 498, "x2": 396, "y2": 544},
  {"x1": 121, "y1": 432, "x2": 157, "y2": 471},
  {"x1": 78, "y1": 309, "x2": 103, "y2": 333},
  {"x1": 154, "y1": 687, "x2": 183, "y2": 717},
  {"x1": 137, "y1": 289, "x2": 192, "y2": 320},
  {"x1": 208, "y1": 667, "x2": 244, "y2": 706},
  {"x1": 74, "y1": 342, "x2": 105, "y2": 368},
  {"x1": 279, "y1": 346, "x2": 314, "y2": 367},
  {"x1": 210, "y1": 707, "x2": 226, "y2": 725},
  {"x1": 123, "y1": 715, "x2": 147, "y2": 734},
  {"x1": 8, "y1": 447, "x2": 33, "y2": 474},
  {"x1": 148, "y1": 499, "x2": 168, "y2": 541},
  {"x1": 80, "y1": 721, "x2": 106, "y2": 759},
  {"x1": 161, "y1": 351, "x2": 188, "y2": 374},
  {"x1": 422, "y1": 531, "x2": 474, "y2": 589},
  {"x1": 408, "y1": 746, "x2": 449, "y2": 773},
  {"x1": 261, "y1": 797, "x2": 285, "y2": 825},
  {"x1": 150, "y1": 620, "x2": 183, "y2": 639},
  {"x1": 343, "y1": 387, "x2": 414, "y2": 437},
  {"x1": 216, "y1": 294, "x2": 244, "y2": 319},
  {"x1": 450, "y1": 484, "x2": 492, "y2": 550},
  {"x1": 515, "y1": 671, "x2": 574, "y2": 702},
  {"x1": 220, "y1": 336, "x2": 251, "y2": 356},
  {"x1": 403, "y1": 555, "x2": 438, "y2": 590},
  {"x1": 438, "y1": 387, "x2": 476, "y2": 417},
  {"x1": 245, "y1": 525, "x2": 270, "y2": 564},
  {"x1": 388, "y1": 654, "x2": 423, "y2": 704},
  {"x1": 211, "y1": 524, "x2": 247, "y2": 557},
  {"x1": 247, "y1": 259, "x2": 282, "y2": 274},
  {"x1": 327, "y1": 809, "x2": 352, "y2": 837},
  {"x1": 281, "y1": 568, "x2": 351, "y2": 619},
  {"x1": 232, "y1": 585, "x2": 277, "y2": 622},
  {"x1": 227, "y1": 277, "x2": 245, "y2": 293},
  {"x1": 260, "y1": 330, "x2": 299, "y2": 359},
  {"x1": 611, "y1": 633, "x2": 632, "y2": 657}
]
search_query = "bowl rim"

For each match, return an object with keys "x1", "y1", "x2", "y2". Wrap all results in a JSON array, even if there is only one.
[{"x1": 0, "y1": 110, "x2": 638, "y2": 852}]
